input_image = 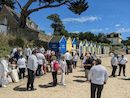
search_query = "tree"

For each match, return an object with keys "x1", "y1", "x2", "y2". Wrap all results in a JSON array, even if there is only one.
[
  {"x1": 47, "y1": 14, "x2": 68, "y2": 36},
  {"x1": 13, "y1": 0, "x2": 89, "y2": 28},
  {"x1": 0, "y1": 0, "x2": 15, "y2": 9}
]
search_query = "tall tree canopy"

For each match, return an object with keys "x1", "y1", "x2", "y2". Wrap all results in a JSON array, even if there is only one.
[
  {"x1": 47, "y1": 14, "x2": 68, "y2": 36},
  {"x1": 0, "y1": 0, "x2": 15, "y2": 9},
  {"x1": 0, "y1": 0, "x2": 89, "y2": 28}
]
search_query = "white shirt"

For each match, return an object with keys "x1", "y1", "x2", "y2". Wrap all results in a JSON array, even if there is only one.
[
  {"x1": 0, "y1": 59, "x2": 9, "y2": 76},
  {"x1": 11, "y1": 48, "x2": 17, "y2": 57},
  {"x1": 27, "y1": 54, "x2": 38, "y2": 71},
  {"x1": 60, "y1": 60, "x2": 67, "y2": 73},
  {"x1": 17, "y1": 58, "x2": 26, "y2": 68},
  {"x1": 36, "y1": 53, "x2": 46, "y2": 65},
  {"x1": 24, "y1": 48, "x2": 32, "y2": 56},
  {"x1": 88, "y1": 65, "x2": 108, "y2": 85},
  {"x1": 73, "y1": 55, "x2": 78, "y2": 61},
  {"x1": 64, "y1": 52, "x2": 72, "y2": 60},
  {"x1": 118, "y1": 57, "x2": 128, "y2": 65},
  {"x1": 111, "y1": 57, "x2": 118, "y2": 66}
]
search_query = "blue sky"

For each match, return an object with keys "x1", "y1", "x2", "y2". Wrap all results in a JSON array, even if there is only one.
[{"x1": 15, "y1": 0, "x2": 130, "y2": 40}]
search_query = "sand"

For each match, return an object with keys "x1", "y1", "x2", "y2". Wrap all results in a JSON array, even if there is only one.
[{"x1": 0, "y1": 55, "x2": 130, "y2": 98}]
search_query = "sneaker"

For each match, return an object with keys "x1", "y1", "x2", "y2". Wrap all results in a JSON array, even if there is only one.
[{"x1": 2, "y1": 85, "x2": 7, "y2": 88}]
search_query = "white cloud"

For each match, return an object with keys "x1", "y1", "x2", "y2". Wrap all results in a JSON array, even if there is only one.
[
  {"x1": 90, "y1": 28, "x2": 103, "y2": 32},
  {"x1": 115, "y1": 24, "x2": 121, "y2": 27},
  {"x1": 62, "y1": 16, "x2": 101, "y2": 23},
  {"x1": 116, "y1": 27, "x2": 130, "y2": 33}
]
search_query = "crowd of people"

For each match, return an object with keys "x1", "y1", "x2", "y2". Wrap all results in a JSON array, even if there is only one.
[{"x1": 0, "y1": 45, "x2": 129, "y2": 98}]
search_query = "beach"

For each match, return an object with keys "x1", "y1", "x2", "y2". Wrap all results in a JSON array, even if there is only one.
[{"x1": 0, "y1": 55, "x2": 130, "y2": 98}]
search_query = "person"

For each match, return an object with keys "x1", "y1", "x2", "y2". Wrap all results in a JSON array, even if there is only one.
[
  {"x1": 51, "y1": 55, "x2": 59, "y2": 86},
  {"x1": 36, "y1": 51, "x2": 46, "y2": 76},
  {"x1": 109, "y1": 54, "x2": 118, "y2": 77},
  {"x1": 39, "y1": 45, "x2": 45, "y2": 54},
  {"x1": 88, "y1": 59, "x2": 108, "y2": 98},
  {"x1": 64, "y1": 51, "x2": 73, "y2": 74},
  {"x1": 73, "y1": 53, "x2": 79, "y2": 69},
  {"x1": 13, "y1": 48, "x2": 21, "y2": 61},
  {"x1": 0, "y1": 57, "x2": 9, "y2": 87},
  {"x1": 24, "y1": 45, "x2": 32, "y2": 60},
  {"x1": 118, "y1": 55, "x2": 128, "y2": 77},
  {"x1": 17, "y1": 55, "x2": 26, "y2": 79},
  {"x1": 27, "y1": 50, "x2": 38, "y2": 91},
  {"x1": 60, "y1": 56, "x2": 67, "y2": 86}
]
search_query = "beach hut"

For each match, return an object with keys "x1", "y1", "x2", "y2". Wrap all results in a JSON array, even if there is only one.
[
  {"x1": 97, "y1": 44, "x2": 102, "y2": 55},
  {"x1": 89, "y1": 42, "x2": 93, "y2": 54},
  {"x1": 66, "y1": 37, "x2": 72, "y2": 52},
  {"x1": 83, "y1": 41, "x2": 87, "y2": 56},
  {"x1": 79, "y1": 41, "x2": 83, "y2": 57},
  {"x1": 72, "y1": 38, "x2": 78, "y2": 55},
  {"x1": 49, "y1": 36, "x2": 66, "y2": 54},
  {"x1": 85, "y1": 41, "x2": 90, "y2": 52}
]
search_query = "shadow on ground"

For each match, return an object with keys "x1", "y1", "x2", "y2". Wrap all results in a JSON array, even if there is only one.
[
  {"x1": 118, "y1": 77, "x2": 130, "y2": 80},
  {"x1": 39, "y1": 82, "x2": 54, "y2": 88},
  {"x1": 73, "y1": 79, "x2": 86, "y2": 83},
  {"x1": 73, "y1": 76, "x2": 85, "y2": 78},
  {"x1": 13, "y1": 85, "x2": 27, "y2": 91}
]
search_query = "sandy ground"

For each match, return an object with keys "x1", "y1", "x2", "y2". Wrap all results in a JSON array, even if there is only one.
[{"x1": 0, "y1": 55, "x2": 130, "y2": 98}]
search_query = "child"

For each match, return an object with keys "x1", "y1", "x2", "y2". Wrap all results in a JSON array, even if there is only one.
[
  {"x1": 73, "y1": 53, "x2": 78, "y2": 69},
  {"x1": 51, "y1": 55, "x2": 59, "y2": 86},
  {"x1": 60, "y1": 56, "x2": 67, "y2": 86}
]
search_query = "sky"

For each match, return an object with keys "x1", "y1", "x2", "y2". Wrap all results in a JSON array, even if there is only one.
[{"x1": 15, "y1": 0, "x2": 130, "y2": 40}]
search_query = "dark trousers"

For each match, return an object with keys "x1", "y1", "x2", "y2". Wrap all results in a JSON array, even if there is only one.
[
  {"x1": 19, "y1": 68, "x2": 26, "y2": 79},
  {"x1": 73, "y1": 61, "x2": 77, "y2": 69},
  {"x1": 91, "y1": 83, "x2": 104, "y2": 98},
  {"x1": 66, "y1": 60, "x2": 72, "y2": 74},
  {"x1": 36, "y1": 64, "x2": 42, "y2": 76},
  {"x1": 119, "y1": 64, "x2": 126, "y2": 76},
  {"x1": 27, "y1": 68, "x2": 35, "y2": 89},
  {"x1": 52, "y1": 71, "x2": 57, "y2": 86},
  {"x1": 111, "y1": 66, "x2": 117, "y2": 77}
]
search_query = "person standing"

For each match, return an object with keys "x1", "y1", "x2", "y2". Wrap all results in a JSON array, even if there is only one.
[
  {"x1": 24, "y1": 45, "x2": 32, "y2": 60},
  {"x1": 36, "y1": 51, "x2": 46, "y2": 76},
  {"x1": 109, "y1": 54, "x2": 118, "y2": 77},
  {"x1": 73, "y1": 53, "x2": 79, "y2": 69},
  {"x1": 17, "y1": 55, "x2": 26, "y2": 79},
  {"x1": 27, "y1": 50, "x2": 38, "y2": 91},
  {"x1": 60, "y1": 56, "x2": 67, "y2": 86},
  {"x1": 51, "y1": 56, "x2": 59, "y2": 86},
  {"x1": 118, "y1": 55, "x2": 128, "y2": 77},
  {"x1": 0, "y1": 57, "x2": 9, "y2": 87},
  {"x1": 64, "y1": 51, "x2": 73, "y2": 74},
  {"x1": 88, "y1": 59, "x2": 108, "y2": 98}
]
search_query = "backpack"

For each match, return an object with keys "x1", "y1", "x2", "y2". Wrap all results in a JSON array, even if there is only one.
[{"x1": 53, "y1": 61, "x2": 60, "y2": 71}]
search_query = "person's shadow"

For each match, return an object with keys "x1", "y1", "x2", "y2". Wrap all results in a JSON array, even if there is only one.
[
  {"x1": 13, "y1": 84, "x2": 27, "y2": 91},
  {"x1": 39, "y1": 82, "x2": 54, "y2": 88}
]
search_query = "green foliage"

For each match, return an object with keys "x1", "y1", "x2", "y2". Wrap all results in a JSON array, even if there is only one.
[
  {"x1": 47, "y1": 14, "x2": 68, "y2": 35},
  {"x1": 8, "y1": 38, "x2": 25, "y2": 48},
  {"x1": 33, "y1": 40, "x2": 48, "y2": 49},
  {"x1": 122, "y1": 37, "x2": 130, "y2": 45},
  {"x1": 0, "y1": 0, "x2": 15, "y2": 9}
]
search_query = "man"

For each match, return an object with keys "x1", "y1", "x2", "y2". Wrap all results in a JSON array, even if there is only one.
[
  {"x1": 64, "y1": 51, "x2": 73, "y2": 74},
  {"x1": 36, "y1": 51, "x2": 46, "y2": 76},
  {"x1": 109, "y1": 54, "x2": 118, "y2": 77},
  {"x1": 88, "y1": 59, "x2": 108, "y2": 98},
  {"x1": 118, "y1": 55, "x2": 128, "y2": 77},
  {"x1": 24, "y1": 45, "x2": 32, "y2": 60},
  {"x1": 17, "y1": 55, "x2": 26, "y2": 79},
  {"x1": 27, "y1": 50, "x2": 38, "y2": 91},
  {"x1": 39, "y1": 45, "x2": 45, "y2": 54}
]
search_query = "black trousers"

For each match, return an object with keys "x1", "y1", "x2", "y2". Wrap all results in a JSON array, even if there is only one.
[
  {"x1": 52, "y1": 71, "x2": 57, "y2": 86},
  {"x1": 27, "y1": 68, "x2": 35, "y2": 89},
  {"x1": 111, "y1": 66, "x2": 117, "y2": 77},
  {"x1": 36, "y1": 64, "x2": 42, "y2": 76},
  {"x1": 19, "y1": 68, "x2": 26, "y2": 79},
  {"x1": 73, "y1": 61, "x2": 77, "y2": 69},
  {"x1": 119, "y1": 64, "x2": 126, "y2": 76},
  {"x1": 91, "y1": 83, "x2": 104, "y2": 98},
  {"x1": 66, "y1": 60, "x2": 72, "y2": 74}
]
